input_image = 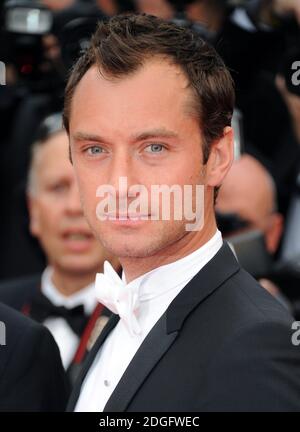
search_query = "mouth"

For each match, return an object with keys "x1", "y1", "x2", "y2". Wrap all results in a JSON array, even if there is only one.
[
  {"x1": 61, "y1": 229, "x2": 95, "y2": 252},
  {"x1": 96, "y1": 213, "x2": 152, "y2": 228},
  {"x1": 62, "y1": 232, "x2": 94, "y2": 240},
  {"x1": 106, "y1": 213, "x2": 150, "y2": 220}
]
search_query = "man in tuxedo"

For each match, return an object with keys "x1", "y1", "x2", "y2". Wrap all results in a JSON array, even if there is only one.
[
  {"x1": 64, "y1": 14, "x2": 300, "y2": 411},
  {"x1": 216, "y1": 154, "x2": 295, "y2": 313},
  {"x1": 0, "y1": 113, "x2": 119, "y2": 384},
  {"x1": 0, "y1": 302, "x2": 68, "y2": 411}
]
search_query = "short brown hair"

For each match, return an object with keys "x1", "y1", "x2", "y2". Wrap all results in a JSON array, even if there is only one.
[{"x1": 63, "y1": 13, "x2": 234, "y2": 163}]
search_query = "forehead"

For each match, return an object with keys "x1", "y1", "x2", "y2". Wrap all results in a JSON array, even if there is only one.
[
  {"x1": 35, "y1": 132, "x2": 72, "y2": 178},
  {"x1": 69, "y1": 58, "x2": 196, "y2": 136}
]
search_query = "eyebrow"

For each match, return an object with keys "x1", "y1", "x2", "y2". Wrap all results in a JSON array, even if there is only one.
[
  {"x1": 72, "y1": 128, "x2": 179, "y2": 144},
  {"x1": 131, "y1": 128, "x2": 178, "y2": 142},
  {"x1": 73, "y1": 132, "x2": 105, "y2": 143}
]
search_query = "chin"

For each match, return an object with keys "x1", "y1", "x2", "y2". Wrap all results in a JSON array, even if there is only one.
[
  {"x1": 94, "y1": 221, "x2": 188, "y2": 259},
  {"x1": 99, "y1": 237, "x2": 170, "y2": 260},
  {"x1": 97, "y1": 236, "x2": 148, "y2": 258},
  {"x1": 60, "y1": 259, "x2": 99, "y2": 274}
]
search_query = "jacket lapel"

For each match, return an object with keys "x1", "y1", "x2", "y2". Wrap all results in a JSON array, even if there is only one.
[
  {"x1": 166, "y1": 242, "x2": 240, "y2": 333},
  {"x1": 66, "y1": 313, "x2": 120, "y2": 411},
  {"x1": 104, "y1": 313, "x2": 178, "y2": 412}
]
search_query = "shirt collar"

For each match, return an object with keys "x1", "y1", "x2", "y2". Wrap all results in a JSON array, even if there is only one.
[
  {"x1": 41, "y1": 267, "x2": 98, "y2": 315},
  {"x1": 121, "y1": 230, "x2": 223, "y2": 303}
]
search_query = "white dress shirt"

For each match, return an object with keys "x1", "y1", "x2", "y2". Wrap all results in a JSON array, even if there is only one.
[
  {"x1": 41, "y1": 267, "x2": 98, "y2": 369},
  {"x1": 75, "y1": 230, "x2": 223, "y2": 412}
]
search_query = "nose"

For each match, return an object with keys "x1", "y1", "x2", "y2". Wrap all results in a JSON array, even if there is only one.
[
  {"x1": 65, "y1": 182, "x2": 83, "y2": 216},
  {"x1": 107, "y1": 150, "x2": 136, "y2": 201}
]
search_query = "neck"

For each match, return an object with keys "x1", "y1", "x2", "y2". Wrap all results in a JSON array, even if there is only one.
[
  {"x1": 121, "y1": 213, "x2": 217, "y2": 283},
  {"x1": 51, "y1": 267, "x2": 99, "y2": 297}
]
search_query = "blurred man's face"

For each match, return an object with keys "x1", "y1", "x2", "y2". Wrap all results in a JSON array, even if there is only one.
[
  {"x1": 29, "y1": 131, "x2": 110, "y2": 275},
  {"x1": 96, "y1": 0, "x2": 118, "y2": 16},
  {"x1": 135, "y1": 0, "x2": 175, "y2": 19},
  {"x1": 41, "y1": 0, "x2": 75, "y2": 10},
  {"x1": 216, "y1": 155, "x2": 283, "y2": 254},
  {"x1": 69, "y1": 59, "x2": 232, "y2": 260}
]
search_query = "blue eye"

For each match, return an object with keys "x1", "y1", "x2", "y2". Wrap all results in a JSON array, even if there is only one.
[
  {"x1": 145, "y1": 144, "x2": 164, "y2": 153},
  {"x1": 87, "y1": 146, "x2": 105, "y2": 155}
]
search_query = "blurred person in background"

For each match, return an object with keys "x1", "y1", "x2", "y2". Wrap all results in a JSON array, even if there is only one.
[
  {"x1": 273, "y1": 72, "x2": 300, "y2": 310},
  {"x1": 95, "y1": 0, "x2": 136, "y2": 16},
  {"x1": 176, "y1": 0, "x2": 227, "y2": 33},
  {"x1": 135, "y1": 0, "x2": 175, "y2": 19},
  {"x1": 216, "y1": 154, "x2": 283, "y2": 258},
  {"x1": 0, "y1": 0, "x2": 106, "y2": 279},
  {"x1": 276, "y1": 73, "x2": 300, "y2": 146},
  {"x1": 41, "y1": 0, "x2": 77, "y2": 10},
  {"x1": 0, "y1": 1, "x2": 68, "y2": 279},
  {"x1": 0, "y1": 302, "x2": 68, "y2": 411},
  {"x1": 215, "y1": 154, "x2": 293, "y2": 307},
  {"x1": 0, "y1": 113, "x2": 120, "y2": 386}
]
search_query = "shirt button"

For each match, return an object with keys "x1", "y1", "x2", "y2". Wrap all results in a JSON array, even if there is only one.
[{"x1": 104, "y1": 379, "x2": 110, "y2": 387}]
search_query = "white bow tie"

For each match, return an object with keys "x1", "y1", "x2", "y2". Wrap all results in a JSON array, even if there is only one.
[{"x1": 95, "y1": 261, "x2": 142, "y2": 337}]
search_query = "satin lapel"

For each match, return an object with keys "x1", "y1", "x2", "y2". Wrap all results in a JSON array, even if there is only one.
[
  {"x1": 166, "y1": 242, "x2": 241, "y2": 333},
  {"x1": 104, "y1": 314, "x2": 178, "y2": 412},
  {"x1": 66, "y1": 313, "x2": 120, "y2": 411}
]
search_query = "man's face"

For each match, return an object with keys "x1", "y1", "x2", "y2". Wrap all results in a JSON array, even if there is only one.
[
  {"x1": 69, "y1": 59, "x2": 216, "y2": 260},
  {"x1": 29, "y1": 131, "x2": 110, "y2": 274},
  {"x1": 41, "y1": 0, "x2": 75, "y2": 10},
  {"x1": 216, "y1": 155, "x2": 283, "y2": 254}
]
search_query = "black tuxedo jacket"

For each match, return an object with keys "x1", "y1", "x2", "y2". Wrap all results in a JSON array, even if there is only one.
[
  {"x1": 0, "y1": 302, "x2": 68, "y2": 411},
  {"x1": 0, "y1": 274, "x2": 111, "y2": 386},
  {"x1": 68, "y1": 244, "x2": 300, "y2": 412},
  {"x1": 0, "y1": 274, "x2": 41, "y2": 311}
]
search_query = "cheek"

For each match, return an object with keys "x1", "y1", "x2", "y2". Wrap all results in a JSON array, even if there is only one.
[
  {"x1": 37, "y1": 202, "x2": 63, "y2": 230},
  {"x1": 163, "y1": 151, "x2": 203, "y2": 185},
  {"x1": 76, "y1": 169, "x2": 102, "y2": 200},
  {"x1": 39, "y1": 216, "x2": 58, "y2": 236},
  {"x1": 168, "y1": 165, "x2": 201, "y2": 187}
]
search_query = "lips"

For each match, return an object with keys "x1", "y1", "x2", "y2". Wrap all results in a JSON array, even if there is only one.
[
  {"x1": 103, "y1": 213, "x2": 150, "y2": 220},
  {"x1": 61, "y1": 228, "x2": 95, "y2": 252},
  {"x1": 62, "y1": 232, "x2": 93, "y2": 240}
]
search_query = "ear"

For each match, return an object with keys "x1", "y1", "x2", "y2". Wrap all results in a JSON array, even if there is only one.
[
  {"x1": 265, "y1": 212, "x2": 284, "y2": 255},
  {"x1": 206, "y1": 126, "x2": 234, "y2": 188},
  {"x1": 27, "y1": 195, "x2": 41, "y2": 237}
]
